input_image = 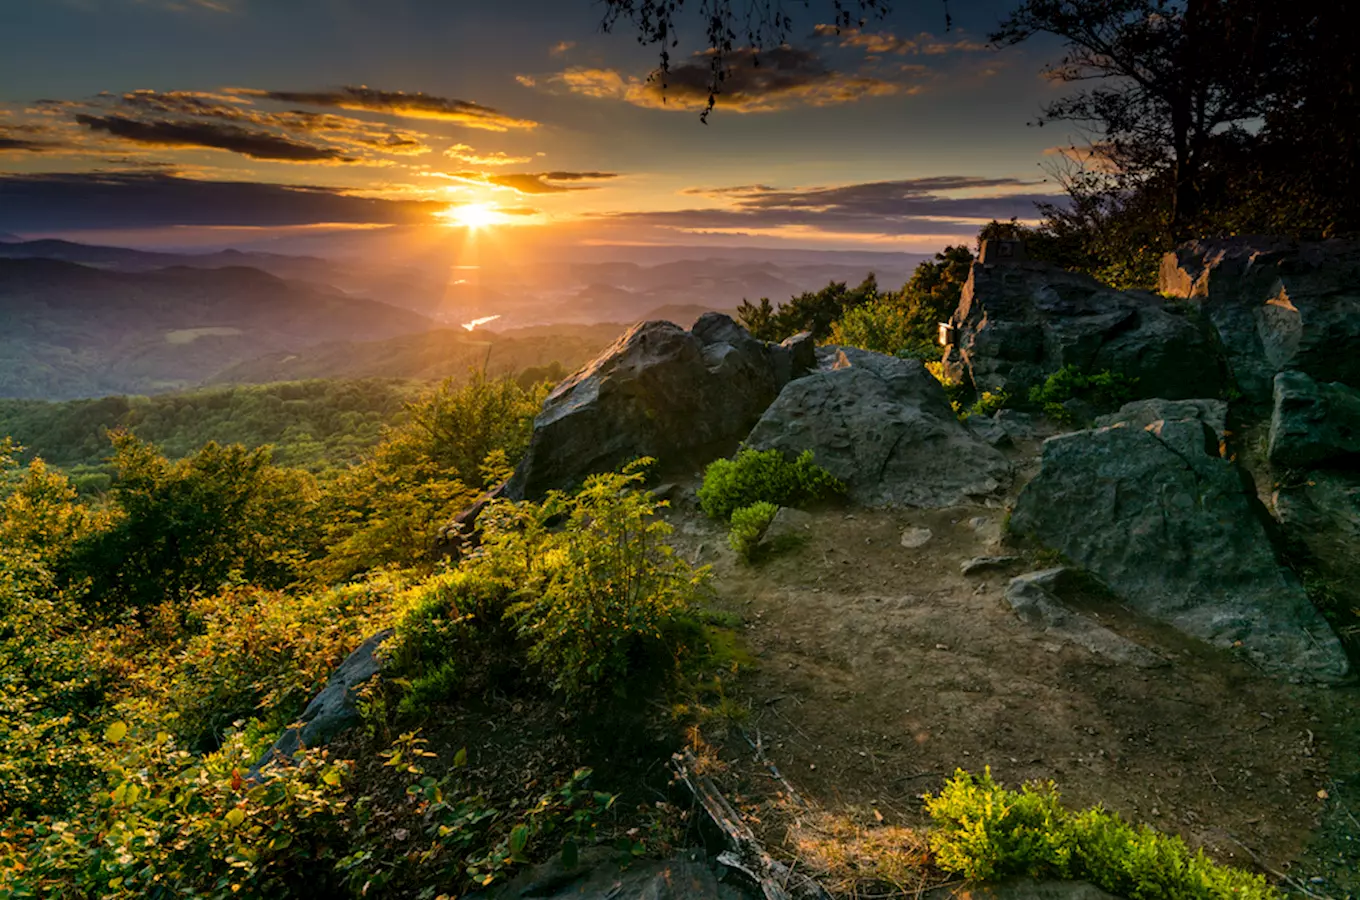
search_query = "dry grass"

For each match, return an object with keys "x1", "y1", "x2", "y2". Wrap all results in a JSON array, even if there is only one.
[{"x1": 786, "y1": 809, "x2": 934, "y2": 899}]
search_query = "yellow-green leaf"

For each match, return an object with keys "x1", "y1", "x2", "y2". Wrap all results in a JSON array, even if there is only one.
[
  {"x1": 105, "y1": 721, "x2": 128, "y2": 743},
  {"x1": 224, "y1": 808, "x2": 246, "y2": 828}
]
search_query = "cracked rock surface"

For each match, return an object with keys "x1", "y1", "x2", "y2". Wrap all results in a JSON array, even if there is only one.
[{"x1": 1009, "y1": 415, "x2": 1348, "y2": 682}]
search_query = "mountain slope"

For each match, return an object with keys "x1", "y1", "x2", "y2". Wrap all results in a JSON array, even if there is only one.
[{"x1": 0, "y1": 258, "x2": 433, "y2": 399}]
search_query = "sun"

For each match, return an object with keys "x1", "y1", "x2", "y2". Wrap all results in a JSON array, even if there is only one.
[{"x1": 445, "y1": 202, "x2": 508, "y2": 230}]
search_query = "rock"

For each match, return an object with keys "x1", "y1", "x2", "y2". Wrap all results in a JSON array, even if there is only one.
[
  {"x1": 508, "y1": 315, "x2": 792, "y2": 499},
  {"x1": 1009, "y1": 415, "x2": 1349, "y2": 681},
  {"x1": 968, "y1": 515, "x2": 1004, "y2": 548},
  {"x1": 746, "y1": 347, "x2": 1010, "y2": 508},
  {"x1": 1274, "y1": 470, "x2": 1360, "y2": 641},
  {"x1": 965, "y1": 414, "x2": 1012, "y2": 448},
  {"x1": 1268, "y1": 370, "x2": 1360, "y2": 469},
  {"x1": 1160, "y1": 238, "x2": 1360, "y2": 404},
  {"x1": 762, "y1": 506, "x2": 815, "y2": 548},
  {"x1": 900, "y1": 527, "x2": 934, "y2": 548},
  {"x1": 1095, "y1": 398, "x2": 1229, "y2": 444},
  {"x1": 781, "y1": 331, "x2": 817, "y2": 376},
  {"x1": 926, "y1": 878, "x2": 1124, "y2": 900},
  {"x1": 475, "y1": 847, "x2": 746, "y2": 900},
  {"x1": 995, "y1": 409, "x2": 1040, "y2": 441},
  {"x1": 434, "y1": 481, "x2": 509, "y2": 560},
  {"x1": 1004, "y1": 570, "x2": 1165, "y2": 668},
  {"x1": 944, "y1": 259, "x2": 1224, "y2": 401},
  {"x1": 251, "y1": 630, "x2": 393, "y2": 775},
  {"x1": 961, "y1": 555, "x2": 1021, "y2": 576}
]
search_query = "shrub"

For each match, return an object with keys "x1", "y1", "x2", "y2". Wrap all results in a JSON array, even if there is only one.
[
  {"x1": 926, "y1": 769, "x2": 1275, "y2": 900},
  {"x1": 729, "y1": 501, "x2": 779, "y2": 561},
  {"x1": 699, "y1": 449, "x2": 844, "y2": 522},
  {"x1": 1028, "y1": 366, "x2": 1138, "y2": 423},
  {"x1": 962, "y1": 390, "x2": 1011, "y2": 421}
]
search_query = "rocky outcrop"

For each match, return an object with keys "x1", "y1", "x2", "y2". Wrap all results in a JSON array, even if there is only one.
[
  {"x1": 1268, "y1": 370, "x2": 1360, "y2": 469},
  {"x1": 1004, "y1": 569, "x2": 1165, "y2": 668},
  {"x1": 1009, "y1": 412, "x2": 1349, "y2": 682},
  {"x1": 1160, "y1": 238, "x2": 1360, "y2": 404},
  {"x1": 944, "y1": 260, "x2": 1224, "y2": 401},
  {"x1": 251, "y1": 630, "x2": 392, "y2": 776},
  {"x1": 745, "y1": 347, "x2": 1010, "y2": 508},
  {"x1": 508, "y1": 314, "x2": 811, "y2": 500},
  {"x1": 1094, "y1": 397, "x2": 1228, "y2": 444}
]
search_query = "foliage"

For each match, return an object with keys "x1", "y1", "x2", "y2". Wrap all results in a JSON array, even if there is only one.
[
  {"x1": 1028, "y1": 366, "x2": 1138, "y2": 423},
  {"x1": 63, "y1": 432, "x2": 321, "y2": 614},
  {"x1": 963, "y1": 391, "x2": 1011, "y2": 421},
  {"x1": 738, "y1": 275, "x2": 881, "y2": 343},
  {"x1": 699, "y1": 449, "x2": 844, "y2": 522},
  {"x1": 728, "y1": 501, "x2": 779, "y2": 562},
  {"x1": 926, "y1": 769, "x2": 1275, "y2": 900}
]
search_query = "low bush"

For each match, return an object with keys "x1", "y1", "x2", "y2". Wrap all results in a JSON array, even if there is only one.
[
  {"x1": 699, "y1": 449, "x2": 843, "y2": 522},
  {"x1": 1028, "y1": 366, "x2": 1138, "y2": 423},
  {"x1": 729, "y1": 501, "x2": 779, "y2": 561},
  {"x1": 926, "y1": 768, "x2": 1274, "y2": 900}
]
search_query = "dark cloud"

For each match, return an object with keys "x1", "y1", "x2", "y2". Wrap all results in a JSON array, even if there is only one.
[
  {"x1": 0, "y1": 172, "x2": 444, "y2": 230},
  {"x1": 74, "y1": 114, "x2": 350, "y2": 161},
  {"x1": 601, "y1": 176, "x2": 1058, "y2": 236},
  {"x1": 456, "y1": 170, "x2": 618, "y2": 194},
  {"x1": 0, "y1": 137, "x2": 59, "y2": 153},
  {"x1": 240, "y1": 87, "x2": 537, "y2": 131},
  {"x1": 557, "y1": 45, "x2": 906, "y2": 112}
]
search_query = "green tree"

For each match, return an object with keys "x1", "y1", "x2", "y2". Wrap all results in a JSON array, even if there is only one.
[{"x1": 738, "y1": 275, "x2": 881, "y2": 342}]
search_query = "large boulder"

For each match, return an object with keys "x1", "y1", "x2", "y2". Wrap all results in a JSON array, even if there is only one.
[
  {"x1": 1268, "y1": 370, "x2": 1360, "y2": 469},
  {"x1": 745, "y1": 346, "x2": 1010, "y2": 508},
  {"x1": 1009, "y1": 413, "x2": 1349, "y2": 682},
  {"x1": 1160, "y1": 238, "x2": 1360, "y2": 404},
  {"x1": 508, "y1": 314, "x2": 808, "y2": 499},
  {"x1": 1274, "y1": 471, "x2": 1360, "y2": 646},
  {"x1": 944, "y1": 260, "x2": 1224, "y2": 401}
]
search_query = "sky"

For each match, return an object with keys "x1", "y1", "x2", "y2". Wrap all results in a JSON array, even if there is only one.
[{"x1": 0, "y1": 0, "x2": 1075, "y2": 254}]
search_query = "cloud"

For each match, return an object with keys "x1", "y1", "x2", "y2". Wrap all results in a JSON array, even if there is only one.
[
  {"x1": 553, "y1": 45, "x2": 907, "y2": 112},
  {"x1": 597, "y1": 176, "x2": 1057, "y2": 237},
  {"x1": 74, "y1": 114, "x2": 351, "y2": 161},
  {"x1": 0, "y1": 137, "x2": 60, "y2": 153},
  {"x1": 238, "y1": 87, "x2": 538, "y2": 131},
  {"x1": 0, "y1": 171, "x2": 445, "y2": 231},
  {"x1": 445, "y1": 143, "x2": 532, "y2": 166},
  {"x1": 454, "y1": 170, "x2": 619, "y2": 194},
  {"x1": 813, "y1": 25, "x2": 990, "y2": 56},
  {"x1": 549, "y1": 41, "x2": 575, "y2": 56}
]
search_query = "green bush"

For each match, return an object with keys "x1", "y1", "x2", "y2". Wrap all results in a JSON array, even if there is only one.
[
  {"x1": 926, "y1": 769, "x2": 1275, "y2": 900},
  {"x1": 698, "y1": 449, "x2": 843, "y2": 522},
  {"x1": 728, "y1": 501, "x2": 779, "y2": 561},
  {"x1": 1028, "y1": 366, "x2": 1138, "y2": 423}
]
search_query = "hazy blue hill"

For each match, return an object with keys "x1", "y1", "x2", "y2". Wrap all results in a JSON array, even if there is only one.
[
  {"x1": 209, "y1": 324, "x2": 623, "y2": 385},
  {"x1": 0, "y1": 258, "x2": 434, "y2": 399}
]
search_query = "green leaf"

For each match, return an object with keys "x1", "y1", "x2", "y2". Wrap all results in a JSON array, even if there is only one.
[
  {"x1": 453, "y1": 747, "x2": 468, "y2": 768},
  {"x1": 561, "y1": 840, "x2": 580, "y2": 869},
  {"x1": 224, "y1": 808, "x2": 246, "y2": 828},
  {"x1": 104, "y1": 721, "x2": 129, "y2": 743}
]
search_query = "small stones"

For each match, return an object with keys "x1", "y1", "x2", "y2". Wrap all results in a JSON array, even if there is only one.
[{"x1": 900, "y1": 527, "x2": 933, "y2": 549}]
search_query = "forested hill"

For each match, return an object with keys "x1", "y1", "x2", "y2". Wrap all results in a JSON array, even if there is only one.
[
  {"x1": 0, "y1": 379, "x2": 421, "y2": 486},
  {"x1": 210, "y1": 323, "x2": 624, "y2": 385},
  {"x1": 0, "y1": 258, "x2": 434, "y2": 400}
]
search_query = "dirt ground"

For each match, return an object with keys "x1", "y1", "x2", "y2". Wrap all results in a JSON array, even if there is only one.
[{"x1": 658, "y1": 446, "x2": 1360, "y2": 897}]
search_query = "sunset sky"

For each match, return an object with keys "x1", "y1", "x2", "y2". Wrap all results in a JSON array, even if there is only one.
[{"x1": 0, "y1": 0, "x2": 1072, "y2": 253}]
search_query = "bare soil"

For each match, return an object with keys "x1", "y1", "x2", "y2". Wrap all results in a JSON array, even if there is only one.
[{"x1": 659, "y1": 453, "x2": 1360, "y2": 896}]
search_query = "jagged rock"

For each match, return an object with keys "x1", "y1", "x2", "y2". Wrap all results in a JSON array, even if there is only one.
[
  {"x1": 944, "y1": 260, "x2": 1224, "y2": 401},
  {"x1": 251, "y1": 630, "x2": 393, "y2": 776},
  {"x1": 1094, "y1": 398, "x2": 1229, "y2": 444},
  {"x1": 1160, "y1": 238, "x2": 1360, "y2": 404},
  {"x1": 473, "y1": 847, "x2": 746, "y2": 900},
  {"x1": 762, "y1": 506, "x2": 815, "y2": 548},
  {"x1": 508, "y1": 314, "x2": 810, "y2": 500},
  {"x1": 1009, "y1": 415, "x2": 1349, "y2": 681},
  {"x1": 1004, "y1": 569, "x2": 1165, "y2": 668},
  {"x1": 961, "y1": 555, "x2": 1021, "y2": 576},
  {"x1": 745, "y1": 347, "x2": 1010, "y2": 508},
  {"x1": 995, "y1": 409, "x2": 1040, "y2": 441},
  {"x1": 965, "y1": 414, "x2": 1012, "y2": 448},
  {"x1": 1274, "y1": 471, "x2": 1360, "y2": 639},
  {"x1": 1268, "y1": 370, "x2": 1360, "y2": 469}
]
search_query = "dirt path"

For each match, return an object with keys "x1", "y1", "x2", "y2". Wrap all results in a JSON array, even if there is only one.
[{"x1": 661, "y1": 480, "x2": 1359, "y2": 895}]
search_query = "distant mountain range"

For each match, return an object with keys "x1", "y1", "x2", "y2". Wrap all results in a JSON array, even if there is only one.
[{"x1": 0, "y1": 258, "x2": 431, "y2": 399}]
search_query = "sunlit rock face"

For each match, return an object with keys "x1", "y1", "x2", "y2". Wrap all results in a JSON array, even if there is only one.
[{"x1": 1160, "y1": 238, "x2": 1360, "y2": 405}]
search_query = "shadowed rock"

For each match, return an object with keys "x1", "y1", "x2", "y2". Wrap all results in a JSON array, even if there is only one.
[{"x1": 1268, "y1": 370, "x2": 1360, "y2": 469}]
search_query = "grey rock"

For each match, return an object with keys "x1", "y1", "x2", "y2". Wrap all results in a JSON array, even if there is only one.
[
  {"x1": 1160, "y1": 238, "x2": 1360, "y2": 404},
  {"x1": 945, "y1": 260, "x2": 1224, "y2": 401},
  {"x1": 900, "y1": 526, "x2": 934, "y2": 548},
  {"x1": 1269, "y1": 370, "x2": 1360, "y2": 469},
  {"x1": 925, "y1": 878, "x2": 1123, "y2": 900},
  {"x1": 994, "y1": 409, "x2": 1040, "y2": 441},
  {"x1": 781, "y1": 331, "x2": 817, "y2": 376},
  {"x1": 1095, "y1": 397, "x2": 1229, "y2": 443},
  {"x1": 1004, "y1": 570, "x2": 1165, "y2": 668},
  {"x1": 762, "y1": 506, "x2": 815, "y2": 547},
  {"x1": 1010, "y1": 419, "x2": 1349, "y2": 681},
  {"x1": 475, "y1": 847, "x2": 746, "y2": 900},
  {"x1": 746, "y1": 347, "x2": 1010, "y2": 508},
  {"x1": 252, "y1": 630, "x2": 392, "y2": 775},
  {"x1": 961, "y1": 555, "x2": 1021, "y2": 575},
  {"x1": 508, "y1": 316, "x2": 789, "y2": 499},
  {"x1": 965, "y1": 414, "x2": 1012, "y2": 448},
  {"x1": 1274, "y1": 470, "x2": 1360, "y2": 643}
]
